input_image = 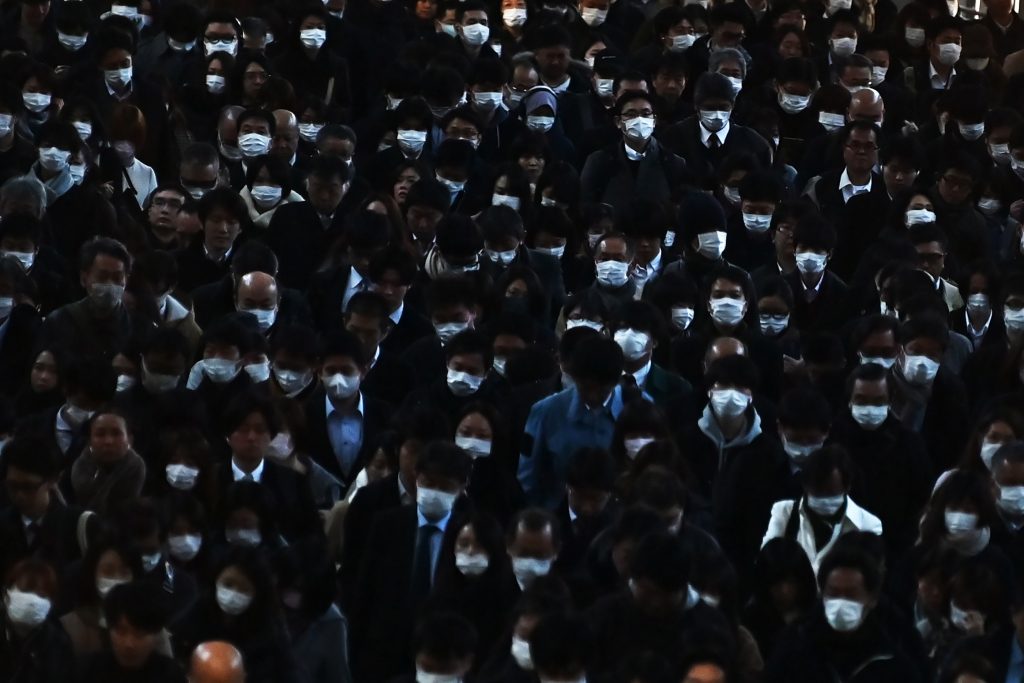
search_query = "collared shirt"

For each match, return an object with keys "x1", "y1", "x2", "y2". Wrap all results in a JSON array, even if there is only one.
[
  {"x1": 928, "y1": 61, "x2": 956, "y2": 90},
  {"x1": 800, "y1": 272, "x2": 825, "y2": 294},
  {"x1": 389, "y1": 301, "x2": 405, "y2": 326},
  {"x1": 631, "y1": 359, "x2": 652, "y2": 387},
  {"x1": 203, "y1": 243, "x2": 233, "y2": 264},
  {"x1": 369, "y1": 345, "x2": 381, "y2": 370},
  {"x1": 965, "y1": 309, "x2": 992, "y2": 349},
  {"x1": 54, "y1": 409, "x2": 74, "y2": 455},
  {"x1": 545, "y1": 75, "x2": 571, "y2": 95},
  {"x1": 1006, "y1": 634, "x2": 1024, "y2": 683},
  {"x1": 416, "y1": 505, "x2": 452, "y2": 584},
  {"x1": 341, "y1": 267, "x2": 365, "y2": 312},
  {"x1": 231, "y1": 457, "x2": 265, "y2": 482},
  {"x1": 0, "y1": 314, "x2": 10, "y2": 349},
  {"x1": 700, "y1": 120, "x2": 731, "y2": 148},
  {"x1": 326, "y1": 391, "x2": 365, "y2": 479},
  {"x1": 104, "y1": 79, "x2": 134, "y2": 102},
  {"x1": 398, "y1": 473, "x2": 414, "y2": 505},
  {"x1": 839, "y1": 168, "x2": 872, "y2": 204}
]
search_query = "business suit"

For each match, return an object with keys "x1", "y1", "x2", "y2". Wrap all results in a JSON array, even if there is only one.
[
  {"x1": 266, "y1": 200, "x2": 350, "y2": 291},
  {"x1": 190, "y1": 275, "x2": 313, "y2": 331},
  {"x1": 640, "y1": 362, "x2": 695, "y2": 423},
  {"x1": 175, "y1": 238, "x2": 232, "y2": 294},
  {"x1": 350, "y1": 500, "x2": 470, "y2": 682},
  {"x1": 306, "y1": 263, "x2": 355, "y2": 332},
  {"x1": 215, "y1": 459, "x2": 322, "y2": 543},
  {"x1": 362, "y1": 349, "x2": 414, "y2": 407},
  {"x1": 810, "y1": 170, "x2": 891, "y2": 282},
  {"x1": 480, "y1": 248, "x2": 567, "y2": 326},
  {"x1": 399, "y1": 334, "x2": 447, "y2": 389},
  {"x1": 15, "y1": 407, "x2": 86, "y2": 466},
  {"x1": 0, "y1": 305, "x2": 41, "y2": 401},
  {"x1": 658, "y1": 116, "x2": 772, "y2": 185},
  {"x1": 0, "y1": 497, "x2": 91, "y2": 577},
  {"x1": 579, "y1": 138, "x2": 689, "y2": 211},
  {"x1": 339, "y1": 472, "x2": 409, "y2": 607},
  {"x1": 380, "y1": 306, "x2": 435, "y2": 355},
  {"x1": 784, "y1": 269, "x2": 850, "y2": 333},
  {"x1": 302, "y1": 386, "x2": 394, "y2": 486}
]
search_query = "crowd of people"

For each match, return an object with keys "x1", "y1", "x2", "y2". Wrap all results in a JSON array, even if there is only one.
[{"x1": 1, "y1": 0, "x2": 1024, "y2": 679}]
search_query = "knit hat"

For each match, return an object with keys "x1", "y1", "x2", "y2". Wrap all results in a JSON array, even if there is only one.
[
  {"x1": 678, "y1": 191, "x2": 727, "y2": 242},
  {"x1": 694, "y1": 72, "x2": 736, "y2": 106}
]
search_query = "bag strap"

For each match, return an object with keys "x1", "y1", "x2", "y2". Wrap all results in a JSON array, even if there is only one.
[
  {"x1": 783, "y1": 498, "x2": 802, "y2": 541},
  {"x1": 77, "y1": 510, "x2": 95, "y2": 555}
]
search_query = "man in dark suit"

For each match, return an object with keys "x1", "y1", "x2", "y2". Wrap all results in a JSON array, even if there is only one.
[
  {"x1": 343, "y1": 291, "x2": 413, "y2": 406},
  {"x1": 0, "y1": 259, "x2": 41, "y2": 399},
  {"x1": 266, "y1": 155, "x2": 357, "y2": 290},
  {"x1": 366, "y1": 245, "x2": 435, "y2": 354},
  {"x1": 0, "y1": 435, "x2": 94, "y2": 577},
  {"x1": 402, "y1": 275, "x2": 479, "y2": 388},
  {"x1": 658, "y1": 72, "x2": 771, "y2": 186},
  {"x1": 217, "y1": 392, "x2": 322, "y2": 543},
  {"x1": 349, "y1": 442, "x2": 473, "y2": 682},
  {"x1": 302, "y1": 330, "x2": 393, "y2": 490},
  {"x1": 784, "y1": 214, "x2": 850, "y2": 334}
]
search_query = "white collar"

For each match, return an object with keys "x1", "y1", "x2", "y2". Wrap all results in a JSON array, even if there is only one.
[
  {"x1": 203, "y1": 243, "x2": 232, "y2": 263},
  {"x1": 325, "y1": 390, "x2": 364, "y2": 419},
  {"x1": 544, "y1": 75, "x2": 571, "y2": 94},
  {"x1": 631, "y1": 359, "x2": 652, "y2": 387},
  {"x1": 839, "y1": 167, "x2": 872, "y2": 192},
  {"x1": 231, "y1": 457, "x2": 265, "y2": 482},
  {"x1": 417, "y1": 505, "x2": 453, "y2": 531},
  {"x1": 965, "y1": 308, "x2": 992, "y2": 336},
  {"x1": 928, "y1": 61, "x2": 956, "y2": 87},
  {"x1": 800, "y1": 272, "x2": 825, "y2": 293},
  {"x1": 648, "y1": 249, "x2": 662, "y2": 274},
  {"x1": 346, "y1": 266, "x2": 363, "y2": 291},
  {"x1": 389, "y1": 301, "x2": 404, "y2": 325},
  {"x1": 55, "y1": 409, "x2": 73, "y2": 433},
  {"x1": 623, "y1": 142, "x2": 646, "y2": 161},
  {"x1": 104, "y1": 80, "x2": 133, "y2": 100},
  {"x1": 370, "y1": 345, "x2": 381, "y2": 370},
  {"x1": 700, "y1": 120, "x2": 731, "y2": 147}
]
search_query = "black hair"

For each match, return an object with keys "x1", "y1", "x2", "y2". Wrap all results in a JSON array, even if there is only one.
[
  {"x1": 778, "y1": 387, "x2": 832, "y2": 431},
  {"x1": 221, "y1": 390, "x2": 281, "y2": 437},
  {"x1": 817, "y1": 543, "x2": 882, "y2": 593},
  {"x1": 630, "y1": 532, "x2": 690, "y2": 590},
  {"x1": 1, "y1": 435, "x2": 60, "y2": 480},
  {"x1": 567, "y1": 336, "x2": 624, "y2": 384},
  {"x1": 79, "y1": 237, "x2": 131, "y2": 273},
  {"x1": 104, "y1": 581, "x2": 172, "y2": 633},
  {"x1": 321, "y1": 329, "x2": 369, "y2": 367},
  {"x1": 413, "y1": 611, "x2": 478, "y2": 662},
  {"x1": 566, "y1": 447, "x2": 616, "y2": 491},
  {"x1": 415, "y1": 441, "x2": 473, "y2": 483},
  {"x1": 705, "y1": 354, "x2": 759, "y2": 391}
]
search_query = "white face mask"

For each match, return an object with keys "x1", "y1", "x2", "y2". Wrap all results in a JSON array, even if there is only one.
[
  {"x1": 226, "y1": 528, "x2": 262, "y2": 547},
  {"x1": 273, "y1": 366, "x2": 312, "y2": 396},
  {"x1": 670, "y1": 33, "x2": 696, "y2": 51},
  {"x1": 944, "y1": 510, "x2": 978, "y2": 535},
  {"x1": 782, "y1": 437, "x2": 823, "y2": 465},
  {"x1": 777, "y1": 92, "x2": 810, "y2": 115},
  {"x1": 806, "y1": 494, "x2": 844, "y2": 517},
  {"x1": 454, "y1": 551, "x2": 489, "y2": 576},
  {"x1": 979, "y1": 440, "x2": 1002, "y2": 470},
  {"x1": 205, "y1": 39, "x2": 238, "y2": 57},
  {"x1": 397, "y1": 128, "x2": 428, "y2": 155},
  {"x1": 623, "y1": 116, "x2": 655, "y2": 142},
  {"x1": 473, "y1": 91, "x2": 504, "y2": 112},
  {"x1": 566, "y1": 318, "x2": 603, "y2": 332},
  {"x1": 434, "y1": 321, "x2": 470, "y2": 345},
  {"x1": 104, "y1": 66, "x2": 133, "y2": 89},
  {"x1": 300, "y1": 28, "x2": 327, "y2": 49},
  {"x1": 905, "y1": 208, "x2": 936, "y2": 226},
  {"x1": 595, "y1": 260, "x2": 629, "y2": 288},
  {"x1": 795, "y1": 251, "x2": 828, "y2": 276},
  {"x1": 461, "y1": 23, "x2": 490, "y2": 46},
  {"x1": 417, "y1": 486, "x2": 458, "y2": 520},
  {"x1": 708, "y1": 388, "x2": 750, "y2": 418},
  {"x1": 859, "y1": 353, "x2": 896, "y2": 369},
  {"x1": 998, "y1": 485, "x2": 1024, "y2": 516},
  {"x1": 905, "y1": 27, "x2": 925, "y2": 48},
  {"x1": 22, "y1": 92, "x2": 52, "y2": 113},
  {"x1": 243, "y1": 360, "x2": 271, "y2": 383},
  {"x1": 624, "y1": 436, "x2": 655, "y2": 459},
  {"x1": 696, "y1": 231, "x2": 727, "y2": 260},
  {"x1": 671, "y1": 306, "x2": 694, "y2": 331},
  {"x1": 447, "y1": 368, "x2": 484, "y2": 396},
  {"x1": 250, "y1": 184, "x2": 283, "y2": 206},
  {"x1": 1005, "y1": 307, "x2": 1024, "y2": 332},
  {"x1": 901, "y1": 354, "x2": 939, "y2": 384},
  {"x1": 492, "y1": 193, "x2": 521, "y2": 211},
  {"x1": 958, "y1": 122, "x2": 985, "y2": 141},
  {"x1": 613, "y1": 328, "x2": 650, "y2": 362},
  {"x1": 5, "y1": 588, "x2": 51, "y2": 628},
  {"x1": 818, "y1": 112, "x2": 845, "y2": 132},
  {"x1": 298, "y1": 122, "x2": 324, "y2": 142},
  {"x1": 168, "y1": 533, "x2": 203, "y2": 561},
  {"x1": 38, "y1": 147, "x2": 70, "y2": 173},
  {"x1": 709, "y1": 297, "x2": 745, "y2": 326},
  {"x1": 216, "y1": 583, "x2": 253, "y2": 615},
  {"x1": 870, "y1": 66, "x2": 888, "y2": 86},
  {"x1": 824, "y1": 597, "x2": 865, "y2": 632},
  {"x1": 594, "y1": 78, "x2": 614, "y2": 98},
  {"x1": 58, "y1": 31, "x2": 89, "y2": 51},
  {"x1": 206, "y1": 74, "x2": 227, "y2": 93},
  {"x1": 511, "y1": 556, "x2": 552, "y2": 587},
  {"x1": 416, "y1": 670, "x2": 461, "y2": 683},
  {"x1": 759, "y1": 313, "x2": 789, "y2": 336},
  {"x1": 166, "y1": 463, "x2": 199, "y2": 491},
  {"x1": 830, "y1": 37, "x2": 857, "y2": 57},
  {"x1": 937, "y1": 43, "x2": 962, "y2": 66},
  {"x1": 455, "y1": 435, "x2": 492, "y2": 458},
  {"x1": 699, "y1": 109, "x2": 729, "y2": 133},
  {"x1": 503, "y1": 7, "x2": 527, "y2": 25},
  {"x1": 526, "y1": 115, "x2": 555, "y2": 133},
  {"x1": 96, "y1": 576, "x2": 128, "y2": 598},
  {"x1": 580, "y1": 7, "x2": 607, "y2": 25},
  {"x1": 200, "y1": 358, "x2": 240, "y2": 384},
  {"x1": 323, "y1": 372, "x2": 360, "y2": 401},
  {"x1": 850, "y1": 404, "x2": 888, "y2": 429},
  {"x1": 511, "y1": 635, "x2": 533, "y2": 669},
  {"x1": 486, "y1": 248, "x2": 517, "y2": 266},
  {"x1": 238, "y1": 132, "x2": 272, "y2": 157}
]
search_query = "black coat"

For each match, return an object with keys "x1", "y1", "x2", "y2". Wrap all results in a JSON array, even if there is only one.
[
  {"x1": 812, "y1": 170, "x2": 892, "y2": 282},
  {"x1": 784, "y1": 269, "x2": 851, "y2": 333},
  {"x1": 0, "y1": 497, "x2": 89, "y2": 579},
  {"x1": 190, "y1": 274, "x2": 313, "y2": 331},
  {"x1": 362, "y1": 349, "x2": 414, "y2": 407},
  {"x1": 175, "y1": 238, "x2": 231, "y2": 295},
  {"x1": 214, "y1": 459, "x2": 322, "y2": 543},
  {"x1": 579, "y1": 138, "x2": 690, "y2": 211},
  {"x1": 0, "y1": 619, "x2": 76, "y2": 683},
  {"x1": 37, "y1": 299, "x2": 152, "y2": 362},
  {"x1": 339, "y1": 472, "x2": 405, "y2": 607},
  {"x1": 265, "y1": 201, "x2": 350, "y2": 291},
  {"x1": 658, "y1": 116, "x2": 772, "y2": 185},
  {"x1": 301, "y1": 386, "x2": 394, "y2": 485},
  {"x1": 78, "y1": 651, "x2": 186, "y2": 683},
  {"x1": 0, "y1": 305, "x2": 41, "y2": 401},
  {"x1": 379, "y1": 306, "x2": 435, "y2": 355}
]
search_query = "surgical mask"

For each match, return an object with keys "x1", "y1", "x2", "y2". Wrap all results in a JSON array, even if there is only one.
[
  {"x1": 958, "y1": 122, "x2": 985, "y2": 141},
  {"x1": 141, "y1": 552, "x2": 163, "y2": 573},
  {"x1": 540, "y1": 196, "x2": 558, "y2": 208},
  {"x1": 901, "y1": 354, "x2": 939, "y2": 384},
  {"x1": 168, "y1": 534, "x2": 202, "y2": 562},
  {"x1": 511, "y1": 557, "x2": 552, "y2": 587},
  {"x1": 96, "y1": 577, "x2": 128, "y2": 598},
  {"x1": 435, "y1": 321, "x2": 470, "y2": 344},
  {"x1": 418, "y1": 486, "x2": 458, "y2": 520},
  {"x1": 455, "y1": 435, "x2": 491, "y2": 458},
  {"x1": 721, "y1": 186, "x2": 741, "y2": 205},
  {"x1": 905, "y1": 208, "x2": 936, "y2": 226},
  {"x1": 226, "y1": 528, "x2": 262, "y2": 547},
  {"x1": 206, "y1": 74, "x2": 226, "y2": 94},
  {"x1": 397, "y1": 128, "x2": 428, "y2": 155},
  {"x1": 595, "y1": 260, "x2": 628, "y2": 287},
  {"x1": 566, "y1": 318, "x2": 603, "y2": 332},
  {"x1": 937, "y1": 43, "x2": 962, "y2": 66},
  {"x1": 63, "y1": 403, "x2": 94, "y2": 426},
  {"x1": 455, "y1": 552, "x2": 489, "y2": 576},
  {"x1": 979, "y1": 441, "x2": 1002, "y2": 470},
  {"x1": 5, "y1": 589, "x2": 51, "y2": 628},
  {"x1": 859, "y1": 354, "x2": 895, "y2": 369},
  {"x1": 238, "y1": 132, "x2": 271, "y2": 157},
  {"x1": 1009, "y1": 308, "x2": 1024, "y2": 332},
  {"x1": 273, "y1": 366, "x2": 312, "y2": 396},
  {"x1": 725, "y1": 76, "x2": 743, "y2": 95},
  {"x1": 205, "y1": 39, "x2": 238, "y2": 57},
  {"x1": 22, "y1": 92, "x2": 52, "y2": 113},
  {"x1": 818, "y1": 112, "x2": 845, "y2": 132},
  {"x1": 830, "y1": 37, "x2": 857, "y2": 57},
  {"x1": 580, "y1": 7, "x2": 607, "y2": 25},
  {"x1": 696, "y1": 231, "x2": 727, "y2": 260},
  {"x1": 614, "y1": 328, "x2": 650, "y2": 361},
  {"x1": 104, "y1": 66, "x2": 133, "y2": 88},
  {"x1": 594, "y1": 78, "x2": 614, "y2": 98},
  {"x1": 978, "y1": 198, "x2": 1001, "y2": 214},
  {"x1": 503, "y1": 7, "x2": 527, "y2": 25},
  {"x1": 58, "y1": 31, "x2": 88, "y2": 51},
  {"x1": 966, "y1": 293, "x2": 989, "y2": 313},
  {"x1": 710, "y1": 297, "x2": 744, "y2": 326},
  {"x1": 783, "y1": 437, "x2": 822, "y2": 465},
  {"x1": 492, "y1": 193, "x2": 521, "y2": 211},
  {"x1": 250, "y1": 184, "x2": 282, "y2": 206},
  {"x1": 436, "y1": 174, "x2": 465, "y2": 194},
  {"x1": 536, "y1": 244, "x2": 565, "y2": 258},
  {"x1": 486, "y1": 248, "x2": 517, "y2": 266},
  {"x1": 966, "y1": 57, "x2": 989, "y2": 71},
  {"x1": 699, "y1": 109, "x2": 729, "y2": 133},
  {"x1": 167, "y1": 38, "x2": 195, "y2": 51},
  {"x1": 742, "y1": 212, "x2": 772, "y2": 233},
  {"x1": 473, "y1": 91, "x2": 503, "y2": 112},
  {"x1": 323, "y1": 372, "x2": 360, "y2": 401},
  {"x1": 905, "y1": 27, "x2": 925, "y2": 48},
  {"x1": 116, "y1": 374, "x2": 136, "y2": 393},
  {"x1": 778, "y1": 92, "x2": 810, "y2": 114},
  {"x1": 998, "y1": 485, "x2": 1024, "y2": 516},
  {"x1": 88, "y1": 282, "x2": 125, "y2": 309},
  {"x1": 416, "y1": 671, "x2": 460, "y2": 683},
  {"x1": 239, "y1": 306, "x2": 277, "y2": 333},
  {"x1": 709, "y1": 388, "x2": 750, "y2": 418},
  {"x1": 165, "y1": 463, "x2": 199, "y2": 491},
  {"x1": 300, "y1": 28, "x2": 327, "y2": 49},
  {"x1": 298, "y1": 123, "x2": 324, "y2": 142},
  {"x1": 807, "y1": 494, "x2": 844, "y2": 517},
  {"x1": 759, "y1": 313, "x2": 788, "y2": 336},
  {"x1": 440, "y1": 23, "x2": 458, "y2": 38},
  {"x1": 38, "y1": 147, "x2": 70, "y2": 173},
  {"x1": 625, "y1": 436, "x2": 655, "y2": 459},
  {"x1": 850, "y1": 404, "x2": 888, "y2": 429},
  {"x1": 989, "y1": 143, "x2": 1010, "y2": 165},
  {"x1": 945, "y1": 510, "x2": 978, "y2": 535},
  {"x1": 795, "y1": 251, "x2": 827, "y2": 276},
  {"x1": 216, "y1": 583, "x2": 253, "y2": 615},
  {"x1": 870, "y1": 66, "x2": 888, "y2": 85},
  {"x1": 200, "y1": 358, "x2": 239, "y2": 384},
  {"x1": 2, "y1": 250, "x2": 33, "y2": 271},
  {"x1": 623, "y1": 116, "x2": 655, "y2": 141},
  {"x1": 671, "y1": 307, "x2": 694, "y2": 331},
  {"x1": 243, "y1": 360, "x2": 271, "y2": 383},
  {"x1": 827, "y1": 0, "x2": 852, "y2": 11},
  {"x1": 461, "y1": 23, "x2": 490, "y2": 46},
  {"x1": 447, "y1": 368, "x2": 483, "y2": 396},
  {"x1": 526, "y1": 115, "x2": 555, "y2": 133},
  {"x1": 824, "y1": 598, "x2": 864, "y2": 632},
  {"x1": 511, "y1": 635, "x2": 533, "y2": 669},
  {"x1": 670, "y1": 33, "x2": 696, "y2": 51},
  {"x1": 0, "y1": 113, "x2": 12, "y2": 139}
]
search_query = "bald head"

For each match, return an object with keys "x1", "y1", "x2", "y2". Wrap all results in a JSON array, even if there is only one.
[
  {"x1": 271, "y1": 109, "x2": 299, "y2": 160},
  {"x1": 848, "y1": 88, "x2": 884, "y2": 124},
  {"x1": 704, "y1": 336, "x2": 747, "y2": 369},
  {"x1": 236, "y1": 271, "x2": 279, "y2": 309},
  {"x1": 189, "y1": 641, "x2": 245, "y2": 683}
]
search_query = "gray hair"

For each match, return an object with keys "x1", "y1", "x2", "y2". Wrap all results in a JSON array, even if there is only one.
[
  {"x1": 708, "y1": 47, "x2": 747, "y2": 79},
  {"x1": 0, "y1": 176, "x2": 48, "y2": 219}
]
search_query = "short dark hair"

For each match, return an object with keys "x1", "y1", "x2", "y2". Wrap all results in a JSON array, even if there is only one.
[
  {"x1": 565, "y1": 448, "x2": 616, "y2": 491},
  {"x1": 630, "y1": 532, "x2": 690, "y2": 590},
  {"x1": 567, "y1": 337, "x2": 624, "y2": 384},
  {"x1": 368, "y1": 246, "x2": 418, "y2": 286},
  {"x1": 778, "y1": 387, "x2": 832, "y2": 431},
  {"x1": 104, "y1": 581, "x2": 172, "y2": 634},
  {"x1": 221, "y1": 391, "x2": 281, "y2": 437},
  {"x1": 1, "y1": 435, "x2": 61, "y2": 480},
  {"x1": 236, "y1": 108, "x2": 276, "y2": 136},
  {"x1": 817, "y1": 543, "x2": 882, "y2": 594},
  {"x1": 705, "y1": 354, "x2": 759, "y2": 391},
  {"x1": 793, "y1": 213, "x2": 837, "y2": 252},
  {"x1": 801, "y1": 445, "x2": 853, "y2": 491},
  {"x1": 413, "y1": 612, "x2": 478, "y2": 663},
  {"x1": 321, "y1": 329, "x2": 368, "y2": 367},
  {"x1": 79, "y1": 237, "x2": 131, "y2": 273},
  {"x1": 415, "y1": 441, "x2": 473, "y2": 482},
  {"x1": 897, "y1": 314, "x2": 949, "y2": 350},
  {"x1": 308, "y1": 154, "x2": 351, "y2": 184},
  {"x1": 445, "y1": 329, "x2": 493, "y2": 367}
]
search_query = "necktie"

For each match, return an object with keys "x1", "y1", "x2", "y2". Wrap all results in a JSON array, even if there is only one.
[
  {"x1": 805, "y1": 287, "x2": 818, "y2": 304},
  {"x1": 709, "y1": 133, "x2": 721, "y2": 150},
  {"x1": 412, "y1": 524, "x2": 439, "y2": 598}
]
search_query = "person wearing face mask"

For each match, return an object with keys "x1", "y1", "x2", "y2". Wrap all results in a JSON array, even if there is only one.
[
  {"x1": 394, "y1": 612, "x2": 478, "y2": 683},
  {"x1": 581, "y1": 233, "x2": 638, "y2": 316},
  {"x1": 479, "y1": 206, "x2": 566, "y2": 314},
  {"x1": 764, "y1": 545, "x2": 921, "y2": 682},
  {"x1": 990, "y1": 443, "x2": 1024, "y2": 545},
  {"x1": 349, "y1": 442, "x2": 472, "y2": 681},
  {"x1": 403, "y1": 330, "x2": 498, "y2": 428},
  {"x1": 0, "y1": 558, "x2": 75, "y2": 681},
  {"x1": 0, "y1": 87, "x2": 37, "y2": 186},
  {"x1": 782, "y1": 215, "x2": 849, "y2": 333},
  {"x1": 684, "y1": 355, "x2": 789, "y2": 579},
  {"x1": 580, "y1": 90, "x2": 689, "y2": 210},
  {"x1": 889, "y1": 315, "x2": 969, "y2": 471},
  {"x1": 725, "y1": 170, "x2": 782, "y2": 272},
  {"x1": 465, "y1": 59, "x2": 512, "y2": 162},
  {"x1": 272, "y1": 7, "x2": 353, "y2": 119},
  {"x1": 401, "y1": 275, "x2": 480, "y2": 387},
  {"x1": 660, "y1": 73, "x2": 772, "y2": 186},
  {"x1": 762, "y1": 446, "x2": 882, "y2": 576},
  {"x1": 827, "y1": 363, "x2": 931, "y2": 557},
  {"x1": 771, "y1": 58, "x2": 820, "y2": 164},
  {"x1": 520, "y1": 85, "x2": 577, "y2": 164},
  {"x1": 239, "y1": 155, "x2": 304, "y2": 229},
  {"x1": 903, "y1": 16, "x2": 964, "y2": 122}
]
